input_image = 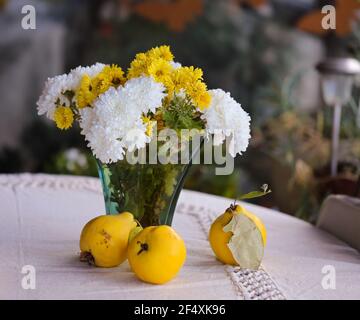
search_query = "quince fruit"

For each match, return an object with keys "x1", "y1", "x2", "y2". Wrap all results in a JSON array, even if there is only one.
[
  {"x1": 80, "y1": 212, "x2": 139, "y2": 267},
  {"x1": 128, "y1": 225, "x2": 186, "y2": 284},
  {"x1": 209, "y1": 204, "x2": 266, "y2": 269}
]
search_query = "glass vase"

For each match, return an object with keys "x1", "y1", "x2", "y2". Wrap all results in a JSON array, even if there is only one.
[{"x1": 97, "y1": 160, "x2": 192, "y2": 227}]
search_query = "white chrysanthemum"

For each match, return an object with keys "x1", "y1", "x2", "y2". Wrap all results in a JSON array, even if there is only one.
[
  {"x1": 201, "y1": 89, "x2": 251, "y2": 157},
  {"x1": 80, "y1": 77, "x2": 165, "y2": 163},
  {"x1": 121, "y1": 76, "x2": 166, "y2": 113},
  {"x1": 86, "y1": 125, "x2": 126, "y2": 163},
  {"x1": 37, "y1": 73, "x2": 74, "y2": 119}
]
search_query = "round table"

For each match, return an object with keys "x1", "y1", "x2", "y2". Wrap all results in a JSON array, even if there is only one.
[{"x1": 0, "y1": 174, "x2": 359, "y2": 300}]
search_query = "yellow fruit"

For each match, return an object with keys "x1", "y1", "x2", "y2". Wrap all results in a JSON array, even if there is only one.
[
  {"x1": 128, "y1": 225, "x2": 186, "y2": 284},
  {"x1": 80, "y1": 212, "x2": 138, "y2": 267},
  {"x1": 209, "y1": 204, "x2": 266, "y2": 269},
  {"x1": 209, "y1": 210, "x2": 237, "y2": 266}
]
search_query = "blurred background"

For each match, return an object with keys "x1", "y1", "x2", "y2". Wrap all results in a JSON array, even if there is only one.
[{"x1": 1, "y1": 0, "x2": 360, "y2": 223}]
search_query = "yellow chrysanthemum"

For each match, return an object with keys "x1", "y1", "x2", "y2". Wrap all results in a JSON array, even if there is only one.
[
  {"x1": 170, "y1": 69, "x2": 185, "y2": 94},
  {"x1": 101, "y1": 65, "x2": 125, "y2": 86},
  {"x1": 182, "y1": 66, "x2": 203, "y2": 82},
  {"x1": 92, "y1": 65, "x2": 125, "y2": 95},
  {"x1": 171, "y1": 66, "x2": 204, "y2": 93},
  {"x1": 176, "y1": 66, "x2": 203, "y2": 84},
  {"x1": 194, "y1": 90, "x2": 211, "y2": 110},
  {"x1": 186, "y1": 80, "x2": 211, "y2": 110},
  {"x1": 147, "y1": 58, "x2": 172, "y2": 83},
  {"x1": 54, "y1": 106, "x2": 74, "y2": 130},
  {"x1": 127, "y1": 53, "x2": 150, "y2": 79},
  {"x1": 161, "y1": 75, "x2": 175, "y2": 99},
  {"x1": 76, "y1": 75, "x2": 96, "y2": 108},
  {"x1": 91, "y1": 73, "x2": 111, "y2": 96},
  {"x1": 127, "y1": 46, "x2": 174, "y2": 80},
  {"x1": 142, "y1": 116, "x2": 156, "y2": 137},
  {"x1": 147, "y1": 45, "x2": 174, "y2": 62}
]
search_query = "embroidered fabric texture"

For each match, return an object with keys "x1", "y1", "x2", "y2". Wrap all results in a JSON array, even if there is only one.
[{"x1": 1, "y1": 173, "x2": 286, "y2": 300}]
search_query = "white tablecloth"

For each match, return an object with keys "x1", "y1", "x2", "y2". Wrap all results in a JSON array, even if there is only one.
[{"x1": 0, "y1": 174, "x2": 359, "y2": 300}]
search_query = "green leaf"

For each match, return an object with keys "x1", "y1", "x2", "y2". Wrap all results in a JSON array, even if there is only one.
[{"x1": 237, "y1": 184, "x2": 271, "y2": 200}]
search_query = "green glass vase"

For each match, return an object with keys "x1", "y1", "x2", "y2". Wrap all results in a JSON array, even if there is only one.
[{"x1": 97, "y1": 160, "x2": 192, "y2": 227}]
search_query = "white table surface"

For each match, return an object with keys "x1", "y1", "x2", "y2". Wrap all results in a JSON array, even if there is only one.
[{"x1": 0, "y1": 174, "x2": 359, "y2": 300}]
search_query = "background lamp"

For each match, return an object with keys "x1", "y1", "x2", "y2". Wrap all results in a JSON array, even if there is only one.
[{"x1": 316, "y1": 57, "x2": 360, "y2": 177}]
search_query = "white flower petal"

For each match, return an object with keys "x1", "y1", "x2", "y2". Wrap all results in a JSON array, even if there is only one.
[
  {"x1": 122, "y1": 76, "x2": 166, "y2": 113},
  {"x1": 201, "y1": 89, "x2": 251, "y2": 157},
  {"x1": 170, "y1": 61, "x2": 182, "y2": 69}
]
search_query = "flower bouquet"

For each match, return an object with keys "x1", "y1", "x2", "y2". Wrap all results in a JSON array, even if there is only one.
[{"x1": 37, "y1": 45, "x2": 251, "y2": 226}]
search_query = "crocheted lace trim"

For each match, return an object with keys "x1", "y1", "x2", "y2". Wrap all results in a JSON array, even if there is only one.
[{"x1": 176, "y1": 202, "x2": 286, "y2": 300}]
